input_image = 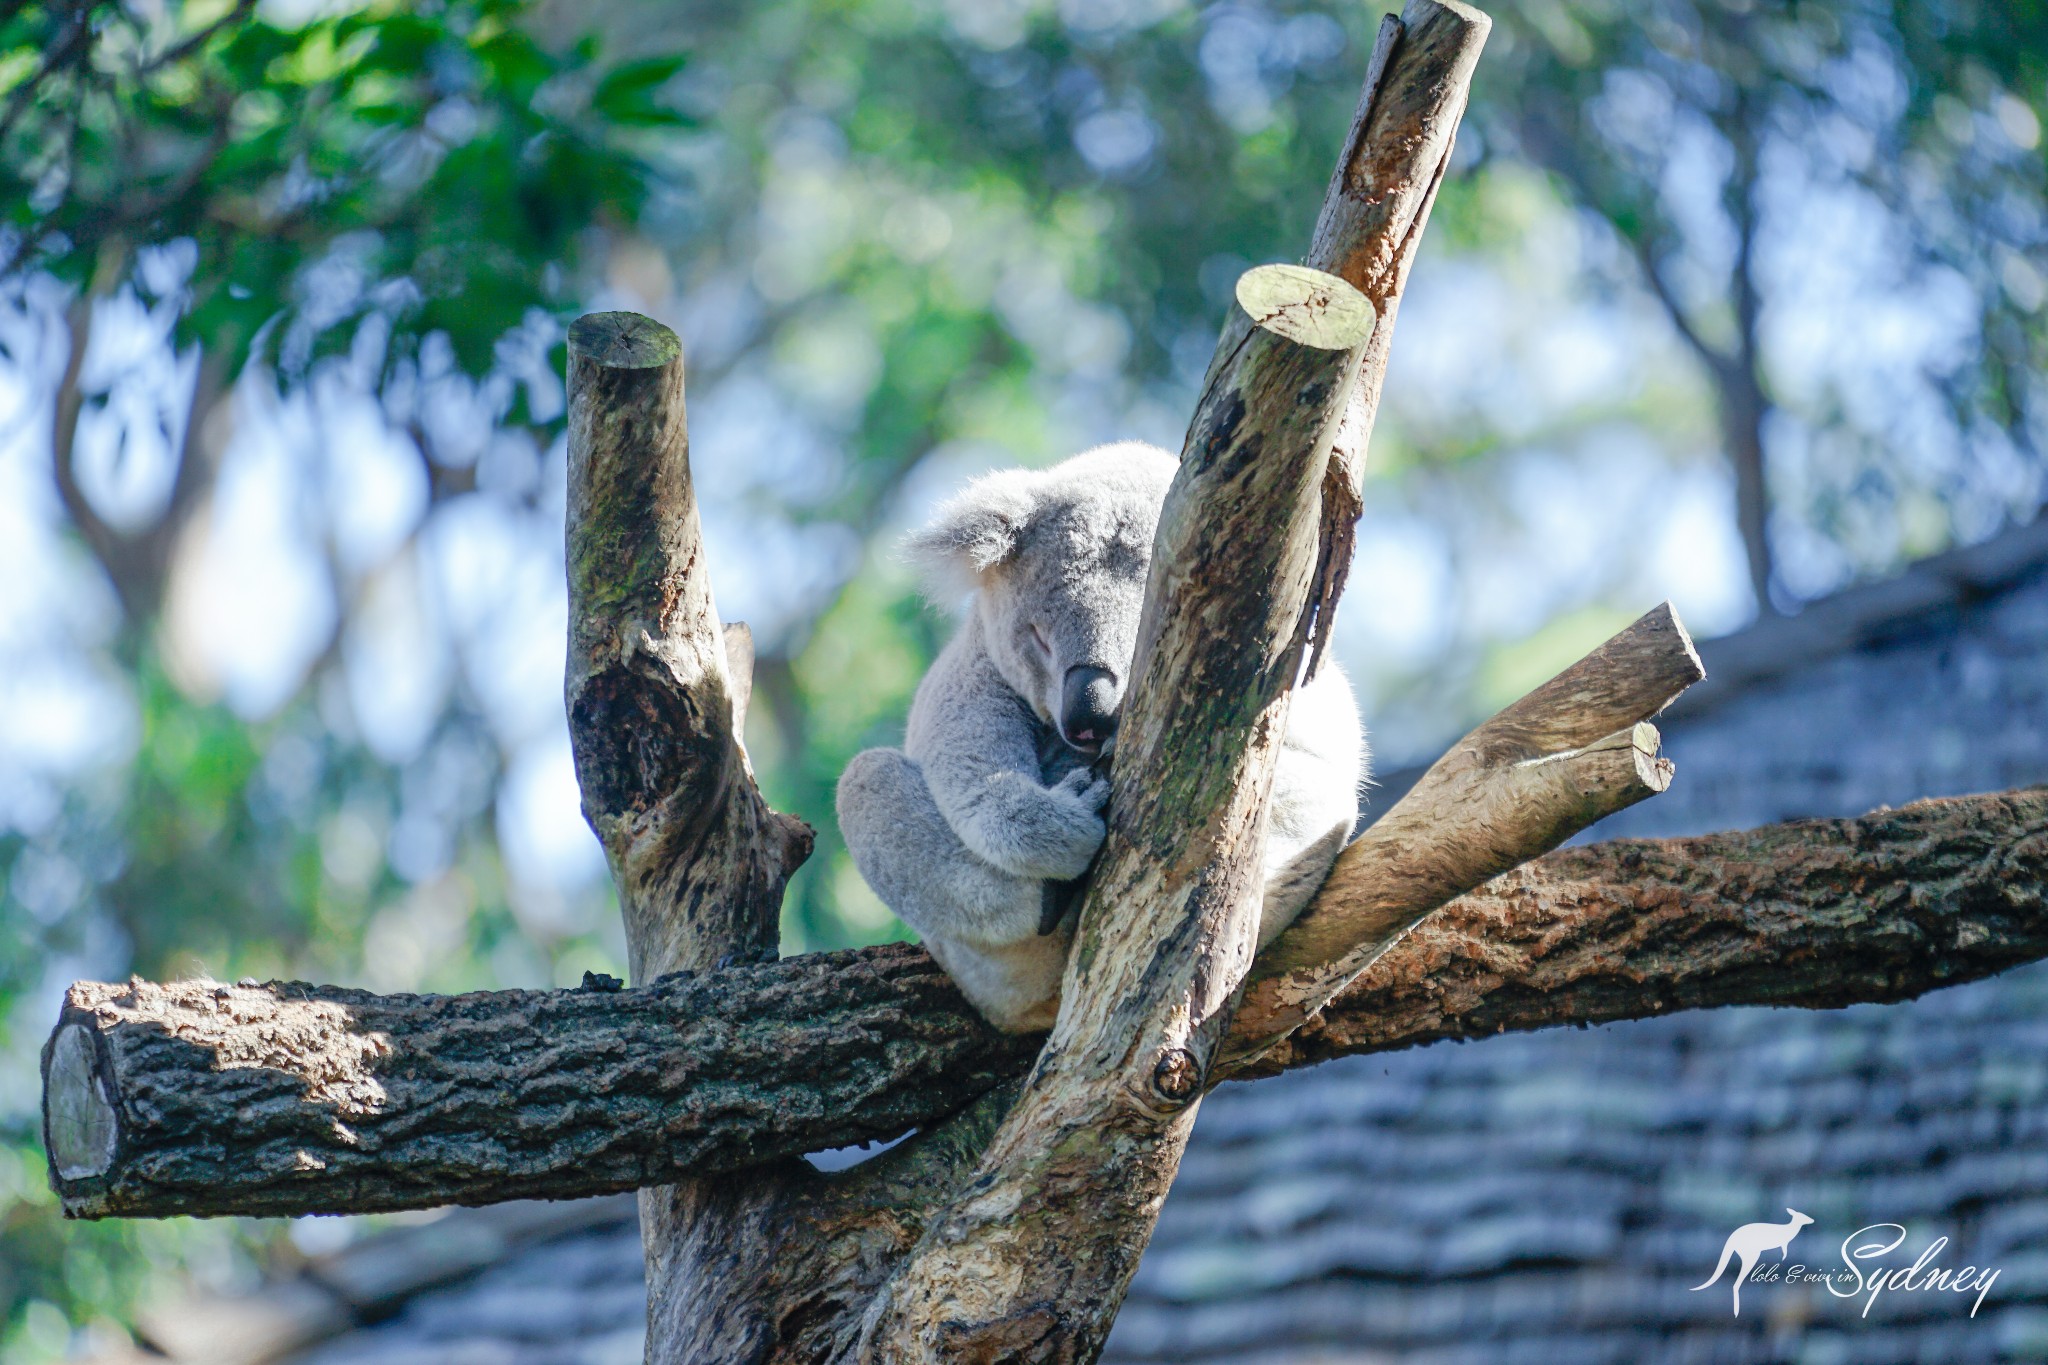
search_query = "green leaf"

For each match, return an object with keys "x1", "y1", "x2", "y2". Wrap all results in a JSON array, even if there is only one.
[{"x1": 591, "y1": 53, "x2": 691, "y2": 126}]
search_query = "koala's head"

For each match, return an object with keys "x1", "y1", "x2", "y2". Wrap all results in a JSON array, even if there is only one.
[{"x1": 906, "y1": 441, "x2": 1178, "y2": 756}]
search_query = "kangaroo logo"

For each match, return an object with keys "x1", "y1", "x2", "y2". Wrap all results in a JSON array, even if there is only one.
[{"x1": 1693, "y1": 1208, "x2": 1814, "y2": 1316}]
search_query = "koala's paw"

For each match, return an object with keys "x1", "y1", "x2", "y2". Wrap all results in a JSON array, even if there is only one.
[
  {"x1": 1054, "y1": 765, "x2": 1110, "y2": 812},
  {"x1": 1036, "y1": 768, "x2": 1109, "y2": 879}
]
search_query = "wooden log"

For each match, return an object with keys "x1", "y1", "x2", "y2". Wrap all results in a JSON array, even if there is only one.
[
  {"x1": 44, "y1": 787, "x2": 2048, "y2": 1218},
  {"x1": 40, "y1": 954, "x2": 1031, "y2": 1219}
]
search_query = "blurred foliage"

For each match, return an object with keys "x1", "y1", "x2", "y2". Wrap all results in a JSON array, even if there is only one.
[
  {"x1": 1478, "y1": 0, "x2": 2048, "y2": 605},
  {"x1": 0, "y1": 0, "x2": 687, "y2": 1355},
  {"x1": 0, "y1": 0, "x2": 2045, "y2": 1358},
  {"x1": 5, "y1": 0, "x2": 685, "y2": 389}
]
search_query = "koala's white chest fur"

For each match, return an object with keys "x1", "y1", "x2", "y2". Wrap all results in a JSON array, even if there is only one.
[{"x1": 835, "y1": 442, "x2": 1367, "y2": 1031}]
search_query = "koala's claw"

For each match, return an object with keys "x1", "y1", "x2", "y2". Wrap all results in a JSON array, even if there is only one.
[{"x1": 1056, "y1": 766, "x2": 1110, "y2": 811}]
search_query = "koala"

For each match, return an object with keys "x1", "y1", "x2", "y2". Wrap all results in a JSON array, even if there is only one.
[{"x1": 837, "y1": 441, "x2": 1366, "y2": 1031}]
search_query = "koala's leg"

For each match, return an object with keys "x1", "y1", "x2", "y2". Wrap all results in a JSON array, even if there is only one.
[
  {"x1": 1258, "y1": 817, "x2": 1351, "y2": 948},
  {"x1": 836, "y1": 747, "x2": 1049, "y2": 952},
  {"x1": 1258, "y1": 666, "x2": 1368, "y2": 947}
]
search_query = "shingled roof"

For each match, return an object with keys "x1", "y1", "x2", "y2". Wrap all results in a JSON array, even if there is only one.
[{"x1": 97, "y1": 517, "x2": 2048, "y2": 1364}]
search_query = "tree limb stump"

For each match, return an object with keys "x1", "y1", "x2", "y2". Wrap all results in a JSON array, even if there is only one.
[{"x1": 565, "y1": 310, "x2": 816, "y2": 1362}]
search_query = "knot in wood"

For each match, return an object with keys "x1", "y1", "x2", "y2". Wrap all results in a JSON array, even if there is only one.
[{"x1": 1151, "y1": 1047, "x2": 1203, "y2": 1107}]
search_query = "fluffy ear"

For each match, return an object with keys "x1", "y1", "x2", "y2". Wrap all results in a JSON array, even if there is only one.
[{"x1": 901, "y1": 468, "x2": 1041, "y2": 600}]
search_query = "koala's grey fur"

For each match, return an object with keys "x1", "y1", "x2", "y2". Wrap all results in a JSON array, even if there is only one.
[{"x1": 837, "y1": 441, "x2": 1366, "y2": 1031}]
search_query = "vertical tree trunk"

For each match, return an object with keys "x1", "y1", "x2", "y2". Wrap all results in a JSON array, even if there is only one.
[{"x1": 563, "y1": 311, "x2": 817, "y2": 1362}]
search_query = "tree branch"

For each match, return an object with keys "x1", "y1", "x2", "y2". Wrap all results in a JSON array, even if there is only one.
[
  {"x1": 1226, "y1": 600, "x2": 1701, "y2": 1064},
  {"x1": 45, "y1": 786, "x2": 2048, "y2": 1219},
  {"x1": 49, "y1": 292, "x2": 134, "y2": 618},
  {"x1": 562, "y1": 309, "x2": 816, "y2": 1362},
  {"x1": 562, "y1": 310, "x2": 811, "y2": 981},
  {"x1": 40, "y1": 949, "x2": 1032, "y2": 1219},
  {"x1": 1244, "y1": 784, "x2": 2048, "y2": 1075}
]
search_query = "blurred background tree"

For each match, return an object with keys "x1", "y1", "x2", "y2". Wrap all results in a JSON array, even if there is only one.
[{"x1": 1, "y1": 0, "x2": 2042, "y2": 1356}]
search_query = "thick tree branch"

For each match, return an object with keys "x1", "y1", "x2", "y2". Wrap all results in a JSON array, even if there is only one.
[
  {"x1": 562, "y1": 310, "x2": 815, "y2": 1362},
  {"x1": 40, "y1": 951, "x2": 1033, "y2": 1219},
  {"x1": 44, "y1": 787, "x2": 2048, "y2": 1219},
  {"x1": 1245, "y1": 784, "x2": 2048, "y2": 1074}
]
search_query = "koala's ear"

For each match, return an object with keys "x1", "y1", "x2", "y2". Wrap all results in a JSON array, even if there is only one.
[{"x1": 902, "y1": 469, "x2": 1040, "y2": 599}]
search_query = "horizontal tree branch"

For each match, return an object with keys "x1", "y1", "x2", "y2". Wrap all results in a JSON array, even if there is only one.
[
  {"x1": 1242, "y1": 783, "x2": 2048, "y2": 1075},
  {"x1": 47, "y1": 786, "x2": 2048, "y2": 1219}
]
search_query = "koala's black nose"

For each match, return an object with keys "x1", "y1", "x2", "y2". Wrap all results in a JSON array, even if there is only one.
[{"x1": 1060, "y1": 665, "x2": 1120, "y2": 754}]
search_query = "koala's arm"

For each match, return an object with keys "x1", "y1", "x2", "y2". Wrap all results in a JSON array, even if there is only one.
[
  {"x1": 906, "y1": 633, "x2": 1108, "y2": 882},
  {"x1": 1258, "y1": 664, "x2": 1367, "y2": 947}
]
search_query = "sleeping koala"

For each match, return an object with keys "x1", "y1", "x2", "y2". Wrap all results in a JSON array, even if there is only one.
[{"x1": 837, "y1": 441, "x2": 1366, "y2": 1031}]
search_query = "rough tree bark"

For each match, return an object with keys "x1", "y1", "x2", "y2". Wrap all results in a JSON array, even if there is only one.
[
  {"x1": 561, "y1": 309, "x2": 819, "y2": 1361},
  {"x1": 1246, "y1": 784, "x2": 2048, "y2": 1074},
  {"x1": 42, "y1": 786, "x2": 2048, "y2": 1219}
]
